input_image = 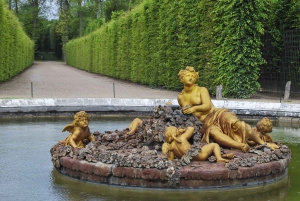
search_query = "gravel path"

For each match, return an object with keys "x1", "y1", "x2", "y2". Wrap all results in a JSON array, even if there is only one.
[
  {"x1": 0, "y1": 61, "x2": 179, "y2": 99},
  {"x1": 1, "y1": 61, "x2": 299, "y2": 104}
]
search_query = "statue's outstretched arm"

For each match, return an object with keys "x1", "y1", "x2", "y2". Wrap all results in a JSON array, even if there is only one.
[
  {"x1": 181, "y1": 127, "x2": 195, "y2": 140},
  {"x1": 127, "y1": 118, "x2": 143, "y2": 135},
  {"x1": 248, "y1": 125, "x2": 278, "y2": 150}
]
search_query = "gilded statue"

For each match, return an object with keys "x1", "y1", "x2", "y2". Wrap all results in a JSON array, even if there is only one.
[
  {"x1": 177, "y1": 66, "x2": 278, "y2": 152},
  {"x1": 162, "y1": 126, "x2": 234, "y2": 162},
  {"x1": 248, "y1": 117, "x2": 273, "y2": 146},
  {"x1": 127, "y1": 118, "x2": 143, "y2": 135},
  {"x1": 61, "y1": 111, "x2": 95, "y2": 148}
]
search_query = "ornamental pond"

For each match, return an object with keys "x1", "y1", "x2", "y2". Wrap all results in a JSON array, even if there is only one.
[{"x1": 0, "y1": 116, "x2": 299, "y2": 201}]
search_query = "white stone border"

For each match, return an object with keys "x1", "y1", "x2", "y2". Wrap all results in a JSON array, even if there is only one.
[{"x1": 0, "y1": 98, "x2": 300, "y2": 119}]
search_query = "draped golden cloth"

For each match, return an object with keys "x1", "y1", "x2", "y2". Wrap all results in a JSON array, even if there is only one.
[{"x1": 201, "y1": 108, "x2": 247, "y2": 144}]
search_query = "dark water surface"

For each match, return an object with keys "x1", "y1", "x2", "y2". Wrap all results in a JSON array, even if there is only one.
[{"x1": 0, "y1": 117, "x2": 299, "y2": 201}]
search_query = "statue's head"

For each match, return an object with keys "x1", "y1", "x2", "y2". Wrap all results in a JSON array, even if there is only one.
[
  {"x1": 165, "y1": 126, "x2": 177, "y2": 142},
  {"x1": 256, "y1": 117, "x2": 273, "y2": 135},
  {"x1": 164, "y1": 126, "x2": 180, "y2": 143},
  {"x1": 73, "y1": 111, "x2": 90, "y2": 127},
  {"x1": 178, "y1": 66, "x2": 199, "y2": 84}
]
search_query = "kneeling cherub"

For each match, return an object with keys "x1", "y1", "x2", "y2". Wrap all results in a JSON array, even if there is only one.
[
  {"x1": 162, "y1": 126, "x2": 234, "y2": 163},
  {"x1": 61, "y1": 111, "x2": 95, "y2": 148}
]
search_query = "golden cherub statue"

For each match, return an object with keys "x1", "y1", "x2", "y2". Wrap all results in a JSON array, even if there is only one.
[
  {"x1": 177, "y1": 66, "x2": 278, "y2": 152},
  {"x1": 162, "y1": 126, "x2": 234, "y2": 162},
  {"x1": 61, "y1": 111, "x2": 95, "y2": 148},
  {"x1": 248, "y1": 117, "x2": 274, "y2": 146}
]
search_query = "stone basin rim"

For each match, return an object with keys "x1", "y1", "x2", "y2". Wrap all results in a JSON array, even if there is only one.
[
  {"x1": 55, "y1": 167, "x2": 289, "y2": 191},
  {"x1": 55, "y1": 152, "x2": 291, "y2": 189}
]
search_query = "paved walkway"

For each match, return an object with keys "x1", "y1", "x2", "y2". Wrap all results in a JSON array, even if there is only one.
[
  {"x1": 0, "y1": 61, "x2": 299, "y2": 104},
  {"x1": 0, "y1": 61, "x2": 179, "y2": 99}
]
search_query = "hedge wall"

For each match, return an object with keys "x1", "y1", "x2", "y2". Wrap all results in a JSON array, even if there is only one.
[
  {"x1": 0, "y1": 0, "x2": 34, "y2": 82},
  {"x1": 211, "y1": 0, "x2": 267, "y2": 98},
  {"x1": 66, "y1": 0, "x2": 207, "y2": 91},
  {"x1": 66, "y1": 0, "x2": 266, "y2": 98}
]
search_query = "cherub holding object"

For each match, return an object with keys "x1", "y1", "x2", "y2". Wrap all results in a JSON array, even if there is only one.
[
  {"x1": 61, "y1": 111, "x2": 95, "y2": 148},
  {"x1": 162, "y1": 126, "x2": 234, "y2": 163}
]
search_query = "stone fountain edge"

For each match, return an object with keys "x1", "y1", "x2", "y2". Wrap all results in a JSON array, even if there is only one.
[{"x1": 55, "y1": 154, "x2": 290, "y2": 189}]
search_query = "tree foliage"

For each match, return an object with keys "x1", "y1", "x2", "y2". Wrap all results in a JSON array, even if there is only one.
[
  {"x1": 0, "y1": 0, "x2": 34, "y2": 81},
  {"x1": 65, "y1": 0, "x2": 271, "y2": 98},
  {"x1": 211, "y1": 0, "x2": 268, "y2": 98},
  {"x1": 260, "y1": 0, "x2": 300, "y2": 92},
  {"x1": 66, "y1": 0, "x2": 214, "y2": 91},
  {"x1": 3, "y1": 0, "x2": 300, "y2": 98}
]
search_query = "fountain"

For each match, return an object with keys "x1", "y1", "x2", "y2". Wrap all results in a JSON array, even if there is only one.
[{"x1": 50, "y1": 67, "x2": 291, "y2": 189}]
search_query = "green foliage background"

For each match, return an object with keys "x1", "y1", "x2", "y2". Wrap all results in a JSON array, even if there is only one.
[
  {"x1": 66, "y1": 0, "x2": 210, "y2": 92},
  {"x1": 211, "y1": 0, "x2": 267, "y2": 98},
  {"x1": 261, "y1": 0, "x2": 300, "y2": 92},
  {"x1": 0, "y1": 0, "x2": 34, "y2": 82},
  {"x1": 65, "y1": 0, "x2": 293, "y2": 98}
]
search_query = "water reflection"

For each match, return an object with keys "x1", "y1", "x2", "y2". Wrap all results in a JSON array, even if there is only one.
[
  {"x1": 52, "y1": 169, "x2": 288, "y2": 201},
  {"x1": 51, "y1": 168, "x2": 289, "y2": 201},
  {"x1": 0, "y1": 117, "x2": 299, "y2": 201}
]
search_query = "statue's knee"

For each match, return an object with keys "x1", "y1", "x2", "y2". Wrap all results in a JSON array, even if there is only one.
[
  {"x1": 209, "y1": 126, "x2": 222, "y2": 136},
  {"x1": 211, "y1": 142, "x2": 218, "y2": 146}
]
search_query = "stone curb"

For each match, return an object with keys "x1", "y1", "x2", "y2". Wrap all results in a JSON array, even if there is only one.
[
  {"x1": 0, "y1": 98, "x2": 300, "y2": 121},
  {"x1": 57, "y1": 154, "x2": 290, "y2": 189}
]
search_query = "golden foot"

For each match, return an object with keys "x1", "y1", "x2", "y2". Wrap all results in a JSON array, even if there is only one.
[
  {"x1": 217, "y1": 158, "x2": 229, "y2": 163},
  {"x1": 222, "y1": 153, "x2": 235, "y2": 159},
  {"x1": 267, "y1": 143, "x2": 279, "y2": 150},
  {"x1": 241, "y1": 144, "x2": 250, "y2": 153}
]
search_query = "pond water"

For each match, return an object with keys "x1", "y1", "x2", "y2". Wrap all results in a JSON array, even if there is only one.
[{"x1": 0, "y1": 117, "x2": 299, "y2": 201}]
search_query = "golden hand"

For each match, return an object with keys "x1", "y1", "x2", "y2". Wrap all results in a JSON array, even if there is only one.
[
  {"x1": 183, "y1": 106, "x2": 195, "y2": 114},
  {"x1": 266, "y1": 143, "x2": 279, "y2": 150},
  {"x1": 126, "y1": 129, "x2": 135, "y2": 135}
]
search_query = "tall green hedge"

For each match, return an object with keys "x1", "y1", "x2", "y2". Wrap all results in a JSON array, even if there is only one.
[
  {"x1": 65, "y1": 0, "x2": 267, "y2": 98},
  {"x1": 211, "y1": 0, "x2": 267, "y2": 98},
  {"x1": 0, "y1": 0, "x2": 34, "y2": 82},
  {"x1": 66, "y1": 0, "x2": 203, "y2": 91}
]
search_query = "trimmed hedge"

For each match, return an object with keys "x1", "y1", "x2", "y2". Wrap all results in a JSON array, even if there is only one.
[
  {"x1": 211, "y1": 0, "x2": 266, "y2": 98},
  {"x1": 0, "y1": 0, "x2": 34, "y2": 82},
  {"x1": 65, "y1": 0, "x2": 266, "y2": 98}
]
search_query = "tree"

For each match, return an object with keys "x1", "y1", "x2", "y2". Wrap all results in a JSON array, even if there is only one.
[
  {"x1": 6, "y1": 0, "x2": 11, "y2": 9},
  {"x1": 14, "y1": 0, "x2": 49, "y2": 50},
  {"x1": 5, "y1": 0, "x2": 19, "y2": 15},
  {"x1": 55, "y1": 0, "x2": 70, "y2": 60}
]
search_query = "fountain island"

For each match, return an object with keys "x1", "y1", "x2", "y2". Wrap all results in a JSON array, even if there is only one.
[{"x1": 50, "y1": 67, "x2": 291, "y2": 189}]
